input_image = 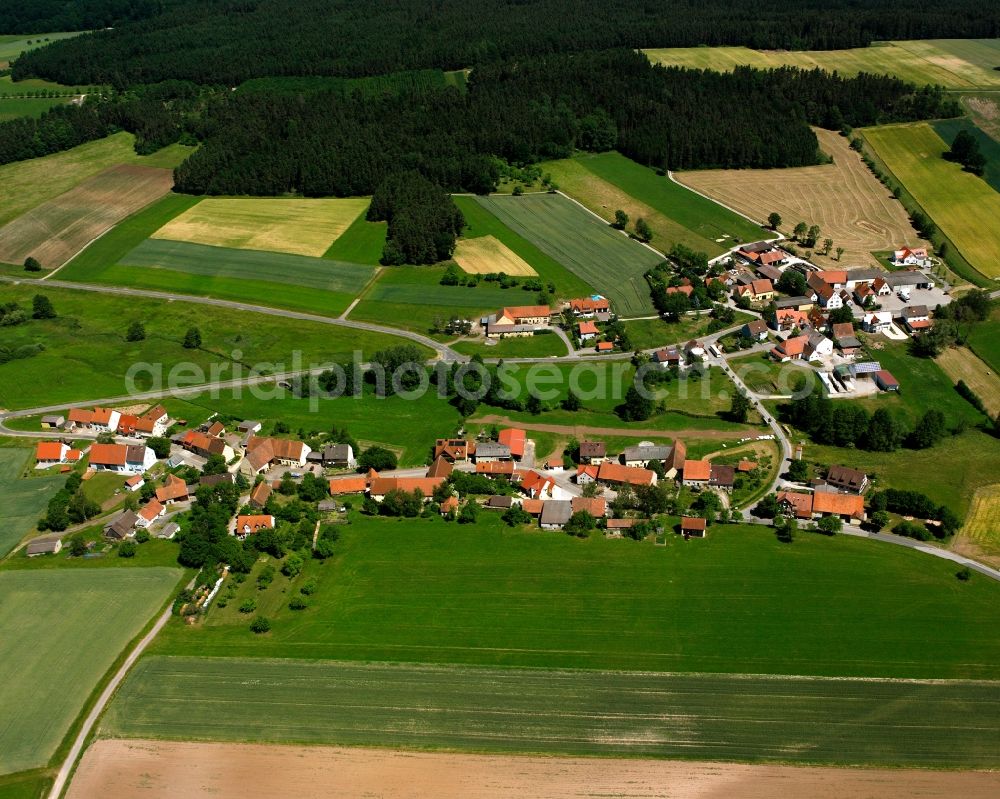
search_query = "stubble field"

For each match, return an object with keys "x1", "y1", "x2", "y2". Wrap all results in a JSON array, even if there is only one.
[
  {"x1": 935, "y1": 346, "x2": 1000, "y2": 417},
  {"x1": 0, "y1": 164, "x2": 174, "y2": 268},
  {"x1": 675, "y1": 129, "x2": 926, "y2": 267},
  {"x1": 452, "y1": 235, "x2": 538, "y2": 275},
  {"x1": 151, "y1": 197, "x2": 369, "y2": 257}
]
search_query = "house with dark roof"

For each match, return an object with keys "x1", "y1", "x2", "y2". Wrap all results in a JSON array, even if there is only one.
[
  {"x1": 578, "y1": 441, "x2": 607, "y2": 464},
  {"x1": 741, "y1": 319, "x2": 769, "y2": 341},
  {"x1": 823, "y1": 465, "x2": 869, "y2": 494},
  {"x1": 709, "y1": 463, "x2": 735, "y2": 492},
  {"x1": 622, "y1": 444, "x2": 672, "y2": 468},
  {"x1": 539, "y1": 500, "x2": 573, "y2": 530},
  {"x1": 104, "y1": 510, "x2": 139, "y2": 540}
]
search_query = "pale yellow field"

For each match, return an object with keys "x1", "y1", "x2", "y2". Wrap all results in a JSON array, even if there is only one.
[
  {"x1": 675, "y1": 129, "x2": 925, "y2": 267},
  {"x1": 644, "y1": 40, "x2": 1000, "y2": 90},
  {"x1": 955, "y1": 484, "x2": 1000, "y2": 562},
  {"x1": 936, "y1": 347, "x2": 1000, "y2": 417},
  {"x1": 152, "y1": 197, "x2": 369, "y2": 257},
  {"x1": 453, "y1": 235, "x2": 537, "y2": 276}
]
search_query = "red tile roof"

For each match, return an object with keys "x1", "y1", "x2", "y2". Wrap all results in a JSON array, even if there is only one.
[
  {"x1": 811, "y1": 492, "x2": 865, "y2": 518},
  {"x1": 476, "y1": 461, "x2": 515, "y2": 476},
  {"x1": 497, "y1": 428, "x2": 526, "y2": 459},
  {"x1": 578, "y1": 321, "x2": 599, "y2": 335},
  {"x1": 572, "y1": 497, "x2": 607, "y2": 518},
  {"x1": 156, "y1": 474, "x2": 190, "y2": 502},
  {"x1": 139, "y1": 499, "x2": 164, "y2": 522},
  {"x1": 597, "y1": 462, "x2": 655, "y2": 486},
  {"x1": 89, "y1": 443, "x2": 128, "y2": 467},
  {"x1": 236, "y1": 514, "x2": 275, "y2": 533},
  {"x1": 681, "y1": 516, "x2": 707, "y2": 531},
  {"x1": 36, "y1": 441, "x2": 65, "y2": 461},
  {"x1": 369, "y1": 477, "x2": 445, "y2": 498},
  {"x1": 329, "y1": 476, "x2": 368, "y2": 495},
  {"x1": 682, "y1": 459, "x2": 711, "y2": 481}
]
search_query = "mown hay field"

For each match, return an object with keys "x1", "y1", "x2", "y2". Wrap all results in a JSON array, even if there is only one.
[
  {"x1": 0, "y1": 448, "x2": 64, "y2": 557},
  {"x1": 544, "y1": 152, "x2": 764, "y2": 256},
  {"x1": 0, "y1": 133, "x2": 193, "y2": 228},
  {"x1": 957, "y1": 484, "x2": 1000, "y2": 562},
  {"x1": 152, "y1": 197, "x2": 369, "y2": 257},
  {"x1": 644, "y1": 39, "x2": 1000, "y2": 90},
  {"x1": 863, "y1": 123, "x2": 1000, "y2": 279},
  {"x1": 453, "y1": 234, "x2": 537, "y2": 275},
  {"x1": 0, "y1": 164, "x2": 173, "y2": 268},
  {"x1": 675, "y1": 129, "x2": 926, "y2": 268},
  {"x1": 101, "y1": 656, "x2": 1000, "y2": 768},
  {"x1": 152, "y1": 520, "x2": 1000, "y2": 679},
  {"x1": 470, "y1": 193, "x2": 662, "y2": 316},
  {"x1": 936, "y1": 346, "x2": 1000, "y2": 417},
  {"x1": 0, "y1": 568, "x2": 181, "y2": 775}
]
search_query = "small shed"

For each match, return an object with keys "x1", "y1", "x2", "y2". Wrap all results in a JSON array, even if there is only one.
[{"x1": 680, "y1": 516, "x2": 708, "y2": 538}]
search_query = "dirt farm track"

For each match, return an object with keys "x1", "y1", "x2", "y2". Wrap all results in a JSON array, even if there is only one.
[
  {"x1": 69, "y1": 740, "x2": 1000, "y2": 799},
  {"x1": 675, "y1": 128, "x2": 926, "y2": 268}
]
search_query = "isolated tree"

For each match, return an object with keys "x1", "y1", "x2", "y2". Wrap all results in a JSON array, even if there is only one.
[
  {"x1": 776, "y1": 270, "x2": 808, "y2": 296},
  {"x1": 870, "y1": 510, "x2": 891, "y2": 531},
  {"x1": 23, "y1": 256, "x2": 42, "y2": 272},
  {"x1": 634, "y1": 217, "x2": 653, "y2": 243},
  {"x1": 183, "y1": 326, "x2": 202, "y2": 348},
  {"x1": 787, "y1": 459, "x2": 809, "y2": 482},
  {"x1": 835, "y1": 246, "x2": 845, "y2": 261},
  {"x1": 118, "y1": 540, "x2": 137, "y2": 558},
  {"x1": 620, "y1": 385, "x2": 653, "y2": 421},
  {"x1": 358, "y1": 445, "x2": 397, "y2": 471},
  {"x1": 458, "y1": 500, "x2": 479, "y2": 524},
  {"x1": 613, "y1": 209, "x2": 629, "y2": 230},
  {"x1": 767, "y1": 212, "x2": 782, "y2": 230},
  {"x1": 945, "y1": 129, "x2": 986, "y2": 175},
  {"x1": 562, "y1": 390, "x2": 581, "y2": 411},
  {"x1": 729, "y1": 389, "x2": 752, "y2": 423},
  {"x1": 822, "y1": 237, "x2": 834, "y2": 255},
  {"x1": 126, "y1": 321, "x2": 146, "y2": 341},
  {"x1": 792, "y1": 221, "x2": 808, "y2": 242},
  {"x1": 526, "y1": 394, "x2": 543, "y2": 415},
  {"x1": 866, "y1": 408, "x2": 905, "y2": 452},
  {"x1": 31, "y1": 294, "x2": 55, "y2": 319},
  {"x1": 908, "y1": 409, "x2": 947, "y2": 449},
  {"x1": 806, "y1": 224, "x2": 821, "y2": 247},
  {"x1": 250, "y1": 616, "x2": 271, "y2": 634},
  {"x1": 512, "y1": 184, "x2": 524, "y2": 196},
  {"x1": 564, "y1": 510, "x2": 596, "y2": 537},
  {"x1": 817, "y1": 515, "x2": 842, "y2": 535}
]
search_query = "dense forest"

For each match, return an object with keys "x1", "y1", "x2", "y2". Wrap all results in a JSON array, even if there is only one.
[
  {"x1": 172, "y1": 51, "x2": 959, "y2": 196},
  {"x1": 0, "y1": 0, "x2": 172, "y2": 35},
  {"x1": 11, "y1": 0, "x2": 1000, "y2": 87}
]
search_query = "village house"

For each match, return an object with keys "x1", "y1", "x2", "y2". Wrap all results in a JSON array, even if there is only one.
[
  {"x1": 665, "y1": 284, "x2": 693, "y2": 297},
  {"x1": 811, "y1": 491, "x2": 865, "y2": 523},
  {"x1": 812, "y1": 281, "x2": 847, "y2": 310},
  {"x1": 680, "y1": 516, "x2": 708, "y2": 537},
  {"x1": 476, "y1": 460, "x2": 516, "y2": 478},
  {"x1": 156, "y1": 474, "x2": 191, "y2": 504},
  {"x1": 518, "y1": 470, "x2": 569, "y2": 500},
  {"x1": 708, "y1": 463, "x2": 735, "y2": 493},
  {"x1": 485, "y1": 495, "x2": 514, "y2": 511},
  {"x1": 135, "y1": 405, "x2": 169, "y2": 437},
  {"x1": 89, "y1": 442, "x2": 156, "y2": 475},
  {"x1": 663, "y1": 440, "x2": 686, "y2": 479},
  {"x1": 777, "y1": 491, "x2": 813, "y2": 519},
  {"x1": 605, "y1": 518, "x2": 644, "y2": 536},
  {"x1": 485, "y1": 304, "x2": 551, "y2": 338},
  {"x1": 434, "y1": 438, "x2": 472, "y2": 462},
  {"x1": 755, "y1": 263, "x2": 783, "y2": 283},
  {"x1": 241, "y1": 435, "x2": 311, "y2": 476},
  {"x1": 685, "y1": 339, "x2": 706, "y2": 363},
  {"x1": 621, "y1": 444, "x2": 672, "y2": 469},
  {"x1": 681, "y1": 459, "x2": 711, "y2": 489},
  {"x1": 578, "y1": 441, "x2": 607, "y2": 465},
  {"x1": 572, "y1": 496, "x2": 607, "y2": 518},
  {"x1": 575, "y1": 464, "x2": 599, "y2": 485},
  {"x1": 887, "y1": 270, "x2": 935, "y2": 291},
  {"x1": 182, "y1": 429, "x2": 236, "y2": 462},
  {"x1": 104, "y1": 510, "x2": 140, "y2": 540},
  {"x1": 426, "y1": 456, "x2": 454, "y2": 479},
  {"x1": 439, "y1": 496, "x2": 460, "y2": 516},
  {"x1": 773, "y1": 296, "x2": 816, "y2": 312},
  {"x1": 770, "y1": 334, "x2": 809, "y2": 362},
  {"x1": 804, "y1": 332, "x2": 834, "y2": 362},
  {"x1": 901, "y1": 305, "x2": 932, "y2": 335},
  {"x1": 811, "y1": 270, "x2": 848, "y2": 290},
  {"x1": 871, "y1": 277, "x2": 892, "y2": 297},
  {"x1": 234, "y1": 514, "x2": 275, "y2": 538},
  {"x1": 328, "y1": 474, "x2": 372, "y2": 495},
  {"x1": 577, "y1": 320, "x2": 599, "y2": 343},
  {"x1": 830, "y1": 322, "x2": 862, "y2": 357},
  {"x1": 540, "y1": 500, "x2": 574, "y2": 530},
  {"x1": 596, "y1": 341, "x2": 615, "y2": 353},
  {"x1": 67, "y1": 406, "x2": 121, "y2": 433},
  {"x1": 862, "y1": 311, "x2": 893, "y2": 334},
  {"x1": 891, "y1": 247, "x2": 931, "y2": 268},
  {"x1": 34, "y1": 441, "x2": 79, "y2": 468},
  {"x1": 125, "y1": 473, "x2": 145, "y2": 492},
  {"x1": 368, "y1": 476, "x2": 445, "y2": 502},
  {"x1": 473, "y1": 442, "x2": 511, "y2": 463},
  {"x1": 822, "y1": 465, "x2": 870, "y2": 494},
  {"x1": 733, "y1": 279, "x2": 774, "y2": 306},
  {"x1": 26, "y1": 535, "x2": 63, "y2": 556},
  {"x1": 741, "y1": 319, "x2": 769, "y2": 342},
  {"x1": 598, "y1": 461, "x2": 656, "y2": 487},
  {"x1": 199, "y1": 472, "x2": 236, "y2": 488},
  {"x1": 569, "y1": 296, "x2": 611, "y2": 320},
  {"x1": 771, "y1": 308, "x2": 810, "y2": 333},
  {"x1": 237, "y1": 420, "x2": 262, "y2": 436},
  {"x1": 40, "y1": 414, "x2": 65, "y2": 430},
  {"x1": 497, "y1": 428, "x2": 527, "y2": 460},
  {"x1": 205, "y1": 420, "x2": 225, "y2": 438},
  {"x1": 136, "y1": 499, "x2": 165, "y2": 528},
  {"x1": 652, "y1": 346, "x2": 682, "y2": 369},
  {"x1": 307, "y1": 443, "x2": 357, "y2": 469},
  {"x1": 249, "y1": 480, "x2": 272, "y2": 508}
]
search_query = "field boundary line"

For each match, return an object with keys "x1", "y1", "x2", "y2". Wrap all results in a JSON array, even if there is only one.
[
  {"x1": 667, "y1": 171, "x2": 778, "y2": 237},
  {"x1": 553, "y1": 189, "x2": 668, "y2": 261}
]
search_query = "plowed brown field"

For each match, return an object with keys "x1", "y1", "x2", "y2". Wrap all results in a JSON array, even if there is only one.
[{"x1": 0, "y1": 164, "x2": 173, "y2": 268}]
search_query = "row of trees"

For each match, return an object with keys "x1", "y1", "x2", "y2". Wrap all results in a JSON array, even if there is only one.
[{"x1": 14, "y1": 0, "x2": 1000, "y2": 86}]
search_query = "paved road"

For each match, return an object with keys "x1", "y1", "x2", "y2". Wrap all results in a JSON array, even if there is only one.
[{"x1": 47, "y1": 578, "x2": 193, "y2": 799}]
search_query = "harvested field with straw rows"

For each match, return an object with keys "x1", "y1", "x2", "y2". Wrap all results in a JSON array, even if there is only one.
[{"x1": 453, "y1": 235, "x2": 537, "y2": 275}]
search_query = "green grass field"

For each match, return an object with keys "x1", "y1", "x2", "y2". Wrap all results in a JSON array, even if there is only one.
[
  {"x1": 0, "y1": 133, "x2": 193, "y2": 228},
  {"x1": 933, "y1": 117, "x2": 1000, "y2": 194},
  {"x1": 452, "y1": 333, "x2": 569, "y2": 358},
  {"x1": 469, "y1": 194, "x2": 663, "y2": 316},
  {"x1": 0, "y1": 96, "x2": 68, "y2": 121},
  {"x1": 0, "y1": 284, "x2": 423, "y2": 409},
  {"x1": 644, "y1": 39, "x2": 1000, "y2": 89},
  {"x1": 862, "y1": 123, "x2": 1000, "y2": 280},
  {"x1": 0, "y1": 448, "x2": 64, "y2": 557},
  {"x1": 622, "y1": 312, "x2": 753, "y2": 350},
  {"x1": 803, "y1": 429, "x2": 1000, "y2": 517},
  {"x1": 150, "y1": 519, "x2": 1000, "y2": 679},
  {"x1": 121, "y1": 239, "x2": 376, "y2": 295},
  {"x1": 0, "y1": 568, "x2": 181, "y2": 775},
  {"x1": 544, "y1": 152, "x2": 765, "y2": 257},
  {"x1": 0, "y1": 31, "x2": 81, "y2": 66},
  {"x1": 321, "y1": 214, "x2": 387, "y2": 264},
  {"x1": 967, "y1": 307, "x2": 1000, "y2": 374},
  {"x1": 151, "y1": 197, "x2": 369, "y2": 258},
  {"x1": 454, "y1": 195, "x2": 596, "y2": 298},
  {"x1": 101, "y1": 655, "x2": 1000, "y2": 768}
]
